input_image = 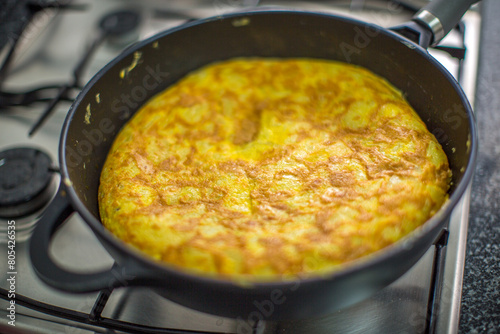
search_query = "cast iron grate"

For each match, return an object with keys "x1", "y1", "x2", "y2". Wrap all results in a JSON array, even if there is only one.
[{"x1": 0, "y1": 287, "x2": 233, "y2": 334}]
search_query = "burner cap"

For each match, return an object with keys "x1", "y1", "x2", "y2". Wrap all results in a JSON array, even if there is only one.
[{"x1": 0, "y1": 147, "x2": 56, "y2": 218}]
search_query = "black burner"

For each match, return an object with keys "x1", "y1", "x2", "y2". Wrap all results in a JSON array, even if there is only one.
[{"x1": 0, "y1": 147, "x2": 56, "y2": 217}]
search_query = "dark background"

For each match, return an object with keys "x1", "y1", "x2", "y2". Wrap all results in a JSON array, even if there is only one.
[{"x1": 460, "y1": 0, "x2": 500, "y2": 332}]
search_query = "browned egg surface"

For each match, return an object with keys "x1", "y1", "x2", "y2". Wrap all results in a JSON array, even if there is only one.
[{"x1": 99, "y1": 58, "x2": 451, "y2": 281}]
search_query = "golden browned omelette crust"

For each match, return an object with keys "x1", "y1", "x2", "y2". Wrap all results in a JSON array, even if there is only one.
[{"x1": 99, "y1": 58, "x2": 451, "y2": 281}]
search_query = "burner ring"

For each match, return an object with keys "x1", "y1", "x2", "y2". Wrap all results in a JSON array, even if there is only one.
[{"x1": 0, "y1": 147, "x2": 56, "y2": 218}]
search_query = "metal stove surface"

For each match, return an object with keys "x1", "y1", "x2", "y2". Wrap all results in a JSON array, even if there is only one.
[{"x1": 0, "y1": 1, "x2": 480, "y2": 333}]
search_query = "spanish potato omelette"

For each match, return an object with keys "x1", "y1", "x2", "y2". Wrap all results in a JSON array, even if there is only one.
[{"x1": 99, "y1": 58, "x2": 451, "y2": 281}]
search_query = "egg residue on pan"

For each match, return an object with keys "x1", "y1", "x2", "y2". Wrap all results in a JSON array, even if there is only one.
[{"x1": 98, "y1": 58, "x2": 451, "y2": 281}]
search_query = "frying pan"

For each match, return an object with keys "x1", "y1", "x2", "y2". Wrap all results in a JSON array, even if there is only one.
[{"x1": 29, "y1": 0, "x2": 478, "y2": 321}]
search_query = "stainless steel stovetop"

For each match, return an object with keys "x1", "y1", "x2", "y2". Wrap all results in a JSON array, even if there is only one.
[{"x1": 0, "y1": 1, "x2": 480, "y2": 333}]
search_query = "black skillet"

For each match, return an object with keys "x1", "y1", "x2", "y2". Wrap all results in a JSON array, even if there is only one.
[{"x1": 30, "y1": 0, "x2": 478, "y2": 321}]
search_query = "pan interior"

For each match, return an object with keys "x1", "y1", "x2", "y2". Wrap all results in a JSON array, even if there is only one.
[{"x1": 63, "y1": 11, "x2": 474, "y2": 228}]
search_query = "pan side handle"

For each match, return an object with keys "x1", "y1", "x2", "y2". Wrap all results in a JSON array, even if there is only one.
[
  {"x1": 414, "y1": 0, "x2": 480, "y2": 45},
  {"x1": 391, "y1": 0, "x2": 479, "y2": 48},
  {"x1": 29, "y1": 186, "x2": 136, "y2": 292}
]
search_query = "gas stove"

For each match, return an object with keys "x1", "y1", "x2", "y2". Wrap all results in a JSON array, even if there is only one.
[{"x1": 0, "y1": 1, "x2": 480, "y2": 333}]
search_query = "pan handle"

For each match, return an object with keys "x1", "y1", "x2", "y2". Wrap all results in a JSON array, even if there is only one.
[
  {"x1": 414, "y1": 0, "x2": 479, "y2": 45},
  {"x1": 392, "y1": 0, "x2": 479, "y2": 47},
  {"x1": 29, "y1": 186, "x2": 138, "y2": 292}
]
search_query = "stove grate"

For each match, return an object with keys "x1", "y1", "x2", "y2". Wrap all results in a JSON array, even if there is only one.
[{"x1": 0, "y1": 286, "x2": 231, "y2": 334}]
